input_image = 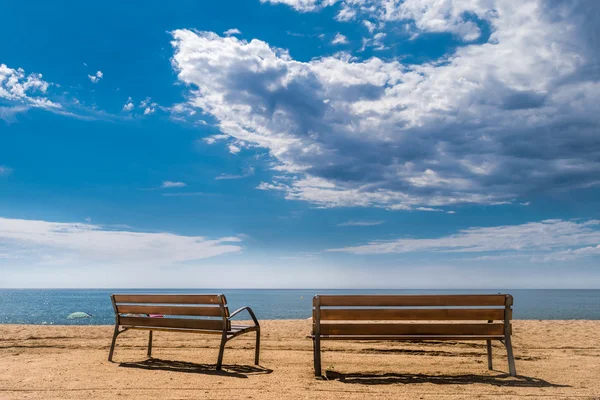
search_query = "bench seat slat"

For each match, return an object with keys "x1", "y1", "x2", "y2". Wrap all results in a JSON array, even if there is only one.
[
  {"x1": 117, "y1": 305, "x2": 223, "y2": 317},
  {"x1": 120, "y1": 316, "x2": 225, "y2": 331},
  {"x1": 317, "y1": 295, "x2": 508, "y2": 307},
  {"x1": 318, "y1": 335, "x2": 505, "y2": 340},
  {"x1": 124, "y1": 324, "x2": 256, "y2": 336},
  {"x1": 319, "y1": 323, "x2": 505, "y2": 336},
  {"x1": 113, "y1": 294, "x2": 222, "y2": 304},
  {"x1": 319, "y1": 308, "x2": 506, "y2": 321},
  {"x1": 126, "y1": 327, "x2": 224, "y2": 334}
]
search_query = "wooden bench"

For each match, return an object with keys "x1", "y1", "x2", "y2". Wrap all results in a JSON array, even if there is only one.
[
  {"x1": 108, "y1": 294, "x2": 260, "y2": 369},
  {"x1": 311, "y1": 294, "x2": 516, "y2": 377}
]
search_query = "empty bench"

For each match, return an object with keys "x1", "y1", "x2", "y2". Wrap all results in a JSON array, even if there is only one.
[
  {"x1": 312, "y1": 294, "x2": 516, "y2": 376},
  {"x1": 108, "y1": 294, "x2": 260, "y2": 369}
]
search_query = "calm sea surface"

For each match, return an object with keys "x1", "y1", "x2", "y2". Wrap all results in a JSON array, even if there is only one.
[{"x1": 1, "y1": 289, "x2": 599, "y2": 325}]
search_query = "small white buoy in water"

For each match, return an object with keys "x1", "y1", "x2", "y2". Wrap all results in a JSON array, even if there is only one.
[
  {"x1": 67, "y1": 312, "x2": 92, "y2": 319},
  {"x1": 300, "y1": 296, "x2": 304, "y2": 300}
]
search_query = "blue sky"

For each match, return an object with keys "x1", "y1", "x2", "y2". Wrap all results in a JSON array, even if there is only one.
[{"x1": 1, "y1": 0, "x2": 600, "y2": 288}]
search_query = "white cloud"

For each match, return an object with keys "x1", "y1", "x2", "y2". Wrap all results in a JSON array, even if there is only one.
[
  {"x1": 228, "y1": 144, "x2": 241, "y2": 154},
  {"x1": 122, "y1": 97, "x2": 134, "y2": 112},
  {"x1": 415, "y1": 207, "x2": 444, "y2": 212},
  {"x1": 0, "y1": 64, "x2": 60, "y2": 109},
  {"x1": 331, "y1": 33, "x2": 348, "y2": 44},
  {"x1": 0, "y1": 216, "x2": 242, "y2": 267},
  {"x1": 215, "y1": 167, "x2": 255, "y2": 180},
  {"x1": 0, "y1": 166, "x2": 13, "y2": 176},
  {"x1": 264, "y1": 0, "x2": 483, "y2": 41},
  {"x1": 223, "y1": 28, "x2": 242, "y2": 36},
  {"x1": 144, "y1": 107, "x2": 155, "y2": 115},
  {"x1": 170, "y1": 2, "x2": 600, "y2": 210},
  {"x1": 337, "y1": 220, "x2": 385, "y2": 226},
  {"x1": 161, "y1": 181, "x2": 187, "y2": 188},
  {"x1": 328, "y1": 219, "x2": 600, "y2": 260},
  {"x1": 260, "y1": 0, "x2": 338, "y2": 12},
  {"x1": 88, "y1": 70, "x2": 103, "y2": 83},
  {"x1": 363, "y1": 20, "x2": 376, "y2": 33},
  {"x1": 203, "y1": 134, "x2": 229, "y2": 145}
]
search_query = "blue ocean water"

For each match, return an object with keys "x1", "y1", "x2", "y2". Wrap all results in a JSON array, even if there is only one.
[{"x1": 1, "y1": 289, "x2": 599, "y2": 325}]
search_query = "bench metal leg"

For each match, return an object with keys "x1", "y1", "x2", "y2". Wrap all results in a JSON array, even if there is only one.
[
  {"x1": 486, "y1": 340, "x2": 493, "y2": 370},
  {"x1": 505, "y1": 335, "x2": 517, "y2": 377},
  {"x1": 216, "y1": 333, "x2": 227, "y2": 370},
  {"x1": 147, "y1": 330, "x2": 153, "y2": 358},
  {"x1": 254, "y1": 327, "x2": 261, "y2": 365},
  {"x1": 108, "y1": 325, "x2": 119, "y2": 362},
  {"x1": 313, "y1": 337, "x2": 322, "y2": 377}
]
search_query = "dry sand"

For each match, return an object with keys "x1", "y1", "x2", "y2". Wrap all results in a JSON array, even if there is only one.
[{"x1": 1, "y1": 320, "x2": 599, "y2": 399}]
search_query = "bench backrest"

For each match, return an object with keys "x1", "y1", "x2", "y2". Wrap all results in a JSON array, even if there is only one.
[
  {"x1": 313, "y1": 294, "x2": 513, "y2": 338},
  {"x1": 111, "y1": 294, "x2": 231, "y2": 331}
]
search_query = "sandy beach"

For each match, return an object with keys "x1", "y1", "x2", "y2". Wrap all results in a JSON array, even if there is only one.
[{"x1": 1, "y1": 320, "x2": 599, "y2": 399}]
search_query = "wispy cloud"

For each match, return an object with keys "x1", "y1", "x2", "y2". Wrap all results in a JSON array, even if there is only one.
[
  {"x1": 161, "y1": 181, "x2": 187, "y2": 188},
  {"x1": 0, "y1": 106, "x2": 29, "y2": 123},
  {"x1": 337, "y1": 220, "x2": 385, "y2": 227},
  {"x1": 415, "y1": 207, "x2": 444, "y2": 212},
  {"x1": 223, "y1": 28, "x2": 241, "y2": 36},
  {"x1": 331, "y1": 33, "x2": 348, "y2": 44},
  {"x1": 328, "y1": 219, "x2": 600, "y2": 260},
  {"x1": 0, "y1": 166, "x2": 13, "y2": 176},
  {"x1": 215, "y1": 167, "x2": 255, "y2": 180},
  {"x1": 0, "y1": 216, "x2": 243, "y2": 266}
]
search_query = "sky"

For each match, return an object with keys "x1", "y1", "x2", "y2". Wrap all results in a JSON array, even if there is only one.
[{"x1": 1, "y1": 0, "x2": 600, "y2": 289}]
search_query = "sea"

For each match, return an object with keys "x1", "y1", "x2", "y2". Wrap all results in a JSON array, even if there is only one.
[{"x1": 1, "y1": 289, "x2": 600, "y2": 325}]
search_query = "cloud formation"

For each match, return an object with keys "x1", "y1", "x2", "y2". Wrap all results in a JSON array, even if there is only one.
[
  {"x1": 260, "y1": 0, "x2": 337, "y2": 12},
  {"x1": 0, "y1": 217, "x2": 242, "y2": 266},
  {"x1": 215, "y1": 167, "x2": 255, "y2": 180},
  {"x1": 331, "y1": 33, "x2": 348, "y2": 44},
  {"x1": 0, "y1": 64, "x2": 60, "y2": 110},
  {"x1": 337, "y1": 220, "x2": 385, "y2": 226},
  {"x1": 88, "y1": 70, "x2": 103, "y2": 83},
  {"x1": 223, "y1": 28, "x2": 242, "y2": 36},
  {"x1": 171, "y1": 0, "x2": 600, "y2": 210},
  {"x1": 122, "y1": 97, "x2": 134, "y2": 112},
  {"x1": 161, "y1": 181, "x2": 187, "y2": 188},
  {"x1": 328, "y1": 219, "x2": 600, "y2": 262}
]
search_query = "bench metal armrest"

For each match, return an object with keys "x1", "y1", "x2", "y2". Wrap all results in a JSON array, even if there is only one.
[{"x1": 228, "y1": 306, "x2": 259, "y2": 327}]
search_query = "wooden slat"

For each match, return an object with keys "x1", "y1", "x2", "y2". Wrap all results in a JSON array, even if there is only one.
[
  {"x1": 318, "y1": 308, "x2": 506, "y2": 321},
  {"x1": 119, "y1": 316, "x2": 225, "y2": 331},
  {"x1": 113, "y1": 294, "x2": 222, "y2": 305},
  {"x1": 319, "y1": 323, "x2": 505, "y2": 336},
  {"x1": 117, "y1": 305, "x2": 223, "y2": 317},
  {"x1": 318, "y1": 335, "x2": 505, "y2": 341},
  {"x1": 126, "y1": 327, "x2": 224, "y2": 335},
  {"x1": 316, "y1": 295, "x2": 508, "y2": 307}
]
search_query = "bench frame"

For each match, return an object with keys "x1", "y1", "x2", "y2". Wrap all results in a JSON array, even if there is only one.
[
  {"x1": 108, "y1": 294, "x2": 260, "y2": 370},
  {"x1": 312, "y1": 294, "x2": 516, "y2": 377}
]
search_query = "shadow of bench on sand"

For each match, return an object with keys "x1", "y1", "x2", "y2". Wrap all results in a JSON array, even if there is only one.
[
  {"x1": 324, "y1": 371, "x2": 570, "y2": 388},
  {"x1": 119, "y1": 358, "x2": 273, "y2": 378}
]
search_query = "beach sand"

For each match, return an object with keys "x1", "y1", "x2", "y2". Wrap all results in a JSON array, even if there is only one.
[{"x1": 1, "y1": 320, "x2": 599, "y2": 399}]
